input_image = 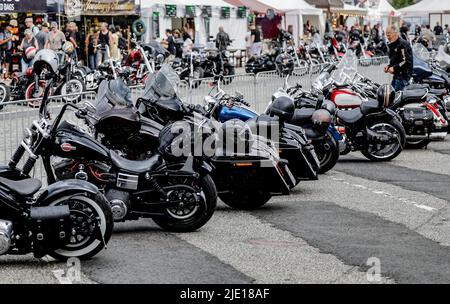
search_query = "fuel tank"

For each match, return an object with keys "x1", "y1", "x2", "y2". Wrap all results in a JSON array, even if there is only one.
[{"x1": 53, "y1": 121, "x2": 110, "y2": 161}]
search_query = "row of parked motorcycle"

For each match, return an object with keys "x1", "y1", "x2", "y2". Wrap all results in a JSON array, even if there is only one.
[
  {"x1": 245, "y1": 30, "x2": 389, "y2": 76},
  {"x1": 2, "y1": 31, "x2": 450, "y2": 262}
]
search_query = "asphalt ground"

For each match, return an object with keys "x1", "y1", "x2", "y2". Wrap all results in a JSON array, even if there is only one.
[{"x1": 2, "y1": 139, "x2": 450, "y2": 283}]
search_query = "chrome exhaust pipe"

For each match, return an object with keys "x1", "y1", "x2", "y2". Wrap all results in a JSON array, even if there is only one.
[
  {"x1": 0, "y1": 220, "x2": 13, "y2": 255},
  {"x1": 430, "y1": 132, "x2": 448, "y2": 140}
]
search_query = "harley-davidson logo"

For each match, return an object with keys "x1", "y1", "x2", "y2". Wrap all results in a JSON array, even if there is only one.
[{"x1": 61, "y1": 143, "x2": 76, "y2": 152}]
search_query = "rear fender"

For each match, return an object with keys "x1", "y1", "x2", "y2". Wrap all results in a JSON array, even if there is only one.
[{"x1": 35, "y1": 179, "x2": 101, "y2": 207}]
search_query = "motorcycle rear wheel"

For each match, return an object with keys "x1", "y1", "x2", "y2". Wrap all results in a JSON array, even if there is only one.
[
  {"x1": 222, "y1": 66, "x2": 235, "y2": 85},
  {"x1": 219, "y1": 190, "x2": 272, "y2": 210},
  {"x1": 315, "y1": 135, "x2": 340, "y2": 174},
  {"x1": 152, "y1": 175, "x2": 217, "y2": 232},
  {"x1": 47, "y1": 192, "x2": 114, "y2": 261},
  {"x1": 362, "y1": 119, "x2": 406, "y2": 161}
]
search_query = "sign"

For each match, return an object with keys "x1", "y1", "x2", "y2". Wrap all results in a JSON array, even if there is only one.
[
  {"x1": 0, "y1": 0, "x2": 46, "y2": 13},
  {"x1": 82, "y1": 0, "x2": 137, "y2": 16},
  {"x1": 65, "y1": 0, "x2": 83, "y2": 18},
  {"x1": 237, "y1": 6, "x2": 246, "y2": 19},
  {"x1": 201, "y1": 6, "x2": 212, "y2": 18},
  {"x1": 220, "y1": 7, "x2": 230, "y2": 19},
  {"x1": 185, "y1": 5, "x2": 195, "y2": 18},
  {"x1": 165, "y1": 4, "x2": 177, "y2": 17},
  {"x1": 152, "y1": 12, "x2": 160, "y2": 39}
]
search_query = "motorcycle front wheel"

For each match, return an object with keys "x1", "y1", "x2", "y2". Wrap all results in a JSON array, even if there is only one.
[
  {"x1": 61, "y1": 79, "x2": 86, "y2": 103},
  {"x1": 25, "y1": 81, "x2": 47, "y2": 108},
  {"x1": 0, "y1": 82, "x2": 10, "y2": 110},
  {"x1": 152, "y1": 174, "x2": 217, "y2": 232}
]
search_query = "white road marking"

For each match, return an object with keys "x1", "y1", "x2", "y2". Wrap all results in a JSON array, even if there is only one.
[{"x1": 330, "y1": 177, "x2": 437, "y2": 212}]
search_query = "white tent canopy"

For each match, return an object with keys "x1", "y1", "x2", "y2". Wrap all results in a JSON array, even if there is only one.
[
  {"x1": 400, "y1": 0, "x2": 450, "y2": 14},
  {"x1": 373, "y1": 0, "x2": 400, "y2": 17},
  {"x1": 256, "y1": 0, "x2": 322, "y2": 15}
]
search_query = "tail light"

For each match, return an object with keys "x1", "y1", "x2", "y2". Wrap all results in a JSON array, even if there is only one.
[
  {"x1": 26, "y1": 67, "x2": 33, "y2": 78},
  {"x1": 336, "y1": 126, "x2": 346, "y2": 135}
]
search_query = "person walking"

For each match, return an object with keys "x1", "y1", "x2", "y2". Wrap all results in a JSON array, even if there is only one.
[
  {"x1": 434, "y1": 22, "x2": 443, "y2": 36},
  {"x1": 165, "y1": 29, "x2": 176, "y2": 59},
  {"x1": 0, "y1": 24, "x2": 18, "y2": 79},
  {"x1": 109, "y1": 25, "x2": 120, "y2": 60},
  {"x1": 46, "y1": 22, "x2": 66, "y2": 51},
  {"x1": 96, "y1": 23, "x2": 112, "y2": 67},
  {"x1": 65, "y1": 22, "x2": 80, "y2": 59},
  {"x1": 250, "y1": 25, "x2": 262, "y2": 57},
  {"x1": 384, "y1": 25, "x2": 413, "y2": 91},
  {"x1": 85, "y1": 28, "x2": 97, "y2": 69},
  {"x1": 35, "y1": 22, "x2": 49, "y2": 51},
  {"x1": 216, "y1": 26, "x2": 230, "y2": 51},
  {"x1": 18, "y1": 29, "x2": 39, "y2": 73},
  {"x1": 25, "y1": 18, "x2": 39, "y2": 36},
  {"x1": 421, "y1": 25, "x2": 435, "y2": 49}
]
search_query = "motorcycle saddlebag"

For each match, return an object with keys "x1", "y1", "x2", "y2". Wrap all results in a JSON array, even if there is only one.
[
  {"x1": 398, "y1": 106, "x2": 434, "y2": 136},
  {"x1": 211, "y1": 156, "x2": 295, "y2": 195}
]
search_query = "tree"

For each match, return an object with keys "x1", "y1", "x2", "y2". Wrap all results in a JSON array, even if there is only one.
[{"x1": 392, "y1": 0, "x2": 416, "y2": 9}]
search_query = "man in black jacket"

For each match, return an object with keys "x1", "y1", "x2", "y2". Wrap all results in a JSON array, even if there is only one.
[{"x1": 384, "y1": 25, "x2": 413, "y2": 91}]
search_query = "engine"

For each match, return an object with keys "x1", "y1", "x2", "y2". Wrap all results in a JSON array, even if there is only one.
[
  {"x1": 52, "y1": 157, "x2": 113, "y2": 184},
  {"x1": 51, "y1": 157, "x2": 131, "y2": 221}
]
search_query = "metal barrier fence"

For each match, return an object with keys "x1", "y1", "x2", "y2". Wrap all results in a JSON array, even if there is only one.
[{"x1": 0, "y1": 57, "x2": 391, "y2": 184}]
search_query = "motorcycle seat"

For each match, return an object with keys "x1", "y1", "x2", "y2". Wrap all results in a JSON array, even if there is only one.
[
  {"x1": 290, "y1": 108, "x2": 314, "y2": 125},
  {"x1": 0, "y1": 177, "x2": 41, "y2": 197},
  {"x1": 336, "y1": 109, "x2": 363, "y2": 125},
  {"x1": 110, "y1": 150, "x2": 162, "y2": 174},
  {"x1": 398, "y1": 89, "x2": 428, "y2": 102},
  {"x1": 405, "y1": 83, "x2": 429, "y2": 90},
  {"x1": 360, "y1": 99, "x2": 380, "y2": 115},
  {"x1": 429, "y1": 88, "x2": 448, "y2": 96}
]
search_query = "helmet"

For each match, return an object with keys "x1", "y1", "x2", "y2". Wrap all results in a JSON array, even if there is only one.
[
  {"x1": 62, "y1": 41, "x2": 75, "y2": 54},
  {"x1": 25, "y1": 46, "x2": 37, "y2": 60},
  {"x1": 33, "y1": 49, "x2": 59, "y2": 75},
  {"x1": 376, "y1": 84, "x2": 395, "y2": 108},
  {"x1": 322, "y1": 99, "x2": 336, "y2": 115},
  {"x1": 267, "y1": 96, "x2": 295, "y2": 121},
  {"x1": 275, "y1": 53, "x2": 294, "y2": 77},
  {"x1": 311, "y1": 109, "x2": 332, "y2": 132}
]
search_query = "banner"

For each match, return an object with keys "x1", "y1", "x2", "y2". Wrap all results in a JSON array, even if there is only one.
[
  {"x1": 0, "y1": 0, "x2": 47, "y2": 13},
  {"x1": 81, "y1": 0, "x2": 137, "y2": 16}
]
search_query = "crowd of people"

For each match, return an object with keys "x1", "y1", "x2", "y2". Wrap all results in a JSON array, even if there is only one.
[{"x1": 0, "y1": 17, "x2": 130, "y2": 79}]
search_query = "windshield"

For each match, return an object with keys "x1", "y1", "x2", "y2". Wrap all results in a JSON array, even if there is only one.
[
  {"x1": 330, "y1": 50, "x2": 358, "y2": 85},
  {"x1": 142, "y1": 64, "x2": 180, "y2": 100},
  {"x1": 312, "y1": 71, "x2": 331, "y2": 92},
  {"x1": 412, "y1": 43, "x2": 430, "y2": 62},
  {"x1": 312, "y1": 33, "x2": 323, "y2": 48}
]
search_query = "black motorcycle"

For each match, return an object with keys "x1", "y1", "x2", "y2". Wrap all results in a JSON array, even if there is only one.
[
  {"x1": 135, "y1": 67, "x2": 297, "y2": 209},
  {"x1": 202, "y1": 49, "x2": 235, "y2": 84},
  {"x1": 170, "y1": 51, "x2": 205, "y2": 88},
  {"x1": 44, "y1": 78, "x2": 217, "y2": 232},
  {"x1": 0, "y1": 81, "x2": 113, "y2": 260}
]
